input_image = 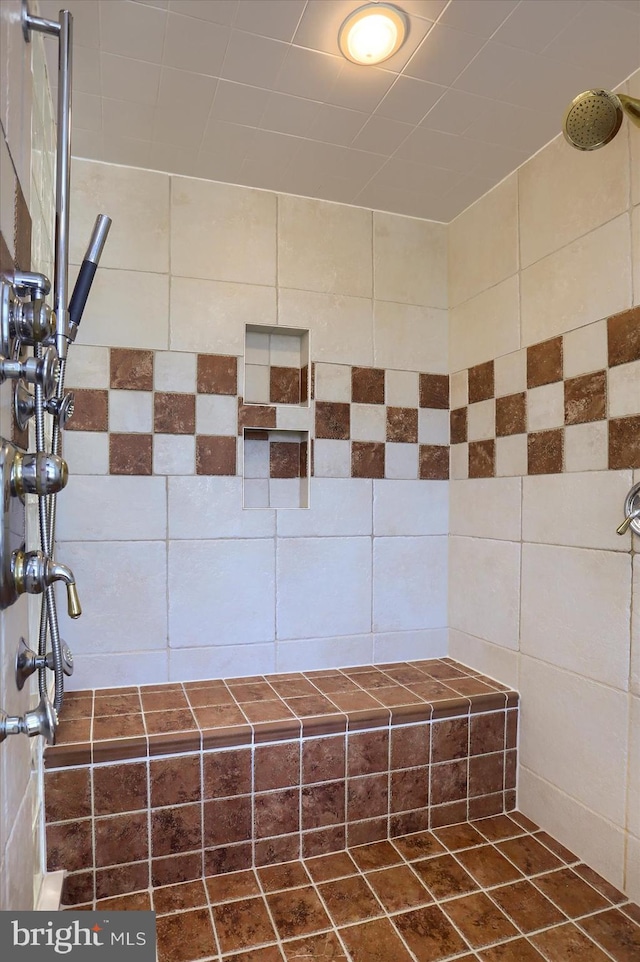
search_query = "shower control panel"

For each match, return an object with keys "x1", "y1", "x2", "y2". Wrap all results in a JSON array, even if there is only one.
[{"x1": 617, "y1": 482, "x2": 640, "y2": 538}]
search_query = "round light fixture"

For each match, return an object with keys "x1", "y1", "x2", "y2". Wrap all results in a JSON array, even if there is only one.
[{"x1": 338, "y1": 3, "x2": 408, "y2": 66}]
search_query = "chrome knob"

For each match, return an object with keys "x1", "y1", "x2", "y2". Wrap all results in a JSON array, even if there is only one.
[
  {"x1": 0, "y1": 346, "x2": 59, "y2": 399},
  {"x1": 0, "y1": 695, "x2": 57, "y2": 745},
  {"x1": 11, "y1": 450, "x2": 68, "y2": 499},
  {"x1": 14, "y1": 383, "x2": 75, "y2": 430},
  {"x1": 15, "y1": 636, "x2": 74, "y2": 690}
]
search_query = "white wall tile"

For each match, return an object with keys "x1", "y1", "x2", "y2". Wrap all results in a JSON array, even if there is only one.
[
  {"x1": 169, "y1": 539, "x2": 275, "y2": 647},
  {"x1": 522, "y1": 471, "x2": 633, "y2": 551},
  {"x1": 314, "y1": 363, "x2": 351, "y2": 402},
  {"x1": 467, "y1": 399, "x2": 495, "y2": 441},
  {"x1": 168, "y1": 476, "x2": 275, "y2": 539},
  {"x1": 77, "y1": 267, "x2": 170, "y2": 350},
  {"x1": 170, "y1": 276, "x2": 276, "y2": 354},
  {"x1": 494, "y1": 349, "x2": 526, "y2": 397},
  {"x1": 374, "y1": 302, "x2": 447, "y2": 373},
  {"x1": 450, "y1": 370, "x2": 468, "y2": 408},
  {"x1": 450, "y1": 275, "x2": 520, "y2": 372},
  {"x1": 526, "y1": 382, "x2": 564, "y2": 432},
  {"x1": 385, "y1": 442, "x2": 418, "y2": 480},
  {"x1": 450, "y1": 478, "x2": 521, "y2": 541},
  {"x1": 70, "y1": 158, "x2": 169, "y2": 272},
  {"x1": 68, "y1": 650, "x2": 169, "y2": 690},
  {"x1": 632, "y1": 555, "x2": 640, "y2": 696},
  {"x1": 195, "y1": 394, "x2": 237, "y2": 435},
  {"x1": 563, "y1": 319, "x2": 608, "y2": 379},
  {"x1": 373, "y1": 536, "x2": 447, "y2": 632},
  {"x1": 374, "y1": 628, "x2": 448, "y2": 664},
  {"x1": 245, "y1": 330, "x2": 270, "y2": 364},
  {"x1": 374, "y1": 480, "x2": 448, "y2": 537},
  {"x1": 564, "y1": 421, "x2": 608, "y2": 473},
  {"x1": 278, "y1": 289, "x2": 373, "y2": 366},
  {"x1": 62, "y1": 432, "x2": 109, "y2": 475},
  {"x1": 57, "y1": 541, "x2": 168, "y2": 652},
  {"x1": 278, "y1": 194, "x2": 372, "y2": 297},
  {"x1": 276, "y1": 635, "x2": 374, "y2": 673},
  {"x1": 65, "y1": 345, "x2": 110, "y2": 389},
  {"x1": 57, "y1": 475, "x2": 166, "y2": 540},
  {"x1": 609, "y1": 360, "x2": 640, "y2": 419},
  {"x1": 351, "y1": 404, "x2": 386, "y2": 442},
  {"x1": 449, "y1": 536, "x2": 520, "y2": 649},
  {"x1": 109, "y1": 389, "x2": 153, "y2": 433},
  {"x1": 628, "y1": 696, "x2": 640, "y2": 838},
  {"x1": 448, "y1": 629, "x2": 519, "y2": 690},
  {"x1": 521, "y1": 214, "x2": 632, "y2": 346},
  {"x1": 277, "y1": 537, "x2": 372, "y2": 639},
  {"x1": 171, "y1": 176, "x2": 276, "y2": 285},
  {"x1": 419, "y1": 409, "x2": 449, "y2": 445},
  {"x1": 386, "y1": 370, "x2": 419, "y2": 407},
  {"x1": 169, "y1": 643, "x2": 277, "y2": 682},
  {"x1": 374, "y1": 212, "x2": 447, "y2": 308},
  {"x1": 278, "y1": 478, "x2": 372, "y2": 537},
  {"x1": 626, "y1": 834, "x2": 640, "y2": 905},
  {"x1": 245, "y1": 364, "x2": 270, "y2": 404},
  {"x1": 243, "y1": 479, "x2": 270, "y2": 509},
  {"x1": 519, "y1": 657, "x2": 629, "y2": 825},
  {"x1": 521, "y1": 544, "x2": 631, "y2": 690},
  {"x1": 450, "y1": 443, "x2": 469, "y2": 480},
  {"x1": 154, "y1": 351, "x2": 197, "y2": 392},
  {"x1": 153, "y1": 435, "x2": 195, "y2": 475},
  {"x1": 313, "y1": 439, "x2": 351, "y2": 478}
]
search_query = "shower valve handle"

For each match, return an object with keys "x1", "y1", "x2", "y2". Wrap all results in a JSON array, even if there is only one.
[
  {"x1": 0, "y1": 695, "x2": 57, "y2": 745},
  {"x1": 11, "y1": 451, "x2": 69, "y2": 499},
  {"x1": 11, "y1": 550, "x2": 82, "y2": 619},
  {"x1": 0, "y1": 346, "x2": 59, "y2": 399}
]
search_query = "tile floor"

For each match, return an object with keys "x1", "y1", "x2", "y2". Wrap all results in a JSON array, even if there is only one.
[{"x1": 73, "y1": 811, "x2": 640, "y2": 962}]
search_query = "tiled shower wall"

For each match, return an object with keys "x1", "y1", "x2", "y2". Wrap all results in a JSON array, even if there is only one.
[
  {"x1": 448, "y1": 69, "x2": 640, "y2": 901},
  {"x1": 57, "y1": 158, "x2": 449, "y2": 690},
  {"x1": 0, "y1": 0, "x2": 55, "y2": 910}
]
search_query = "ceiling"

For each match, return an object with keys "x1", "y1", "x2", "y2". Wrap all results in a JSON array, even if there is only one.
[{"x1": 40, "y1": 0, "x2": 640, "y2": 223}]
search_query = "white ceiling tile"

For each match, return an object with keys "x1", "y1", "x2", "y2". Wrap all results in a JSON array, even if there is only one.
[
  {"x1": 275, "y1": 164, "x2": 324, "y2": 199},
  {"x1": 199, "y1": 118, "x2": 255, "y2": 165},
  {"x1": 234, "y1": 0, "x2": 306, "y2": 41},
  {"x1": 325, "y1": 61, "x2": 395, "y2": 111},
  {"x1": 163, "y1": 11, "x2": 230, "y2": 75},
  {"x1": 168, "y1": 0, "x2": 238, "y2": 24},
  {"x1": 307, "y1": 103, "x2": 368, "y2": 147},
  {"x1": 275, "y1": 46, "x2": 344, "y2": 101},
  {"x1": 438, "y1": 0, "x2": 520, "y2": 37},
  {"x1": 72, "y1": 92, "x2": 103, "y2": 133},
  {"x1": 405, "y1": 23, "x2": 486, "y2": 85},
  {"x1": 542, "y1": 0, "x2": 640, "y2": 75},
  {"x1": 375, "y1": 75, "x2": 445, "y2": 124},
  {"x1": 421, "y1": 87, "x2": 495, "y2": 135},
  {"x1": 395, "y1": 126, "x2": 476, "y2": 171},
  {"x1": 309, "y1": 176, "x2": 360, "y2": 204},
  {"x1": 103, "y1": 98, "x2": 155, "y2": 141},
  {"x1": 453, "y1": 41, "x2": 531, "y2": 99},
  {"x1": 221, "y1": 31, "x2": 288, "y2": 87},
  {"x1": 148, "y1": 142, "x2": 198, "y2": 176},
  {"x1": 443, "y1": 172, "x2": 505, "y2": 217},
  {"x1": 210, "y1": 80, "x2": 270, "y2": 125},
  {"x1": 351, "y1": 116, "x2": 414, "y2": 155},
  {"x1": 499, "y1": 54, "x2": 602, "y2": 115},
  {"x1": 289, "y1": 139, "x2": 386, "y2": 182},
  {"x1": 462, "y1": 138, "x2": 530, "y2": 180},
  {"x1": 293, "y1": 0, "x2": 365, "y2": 57},
  {"x1": 463, "y1": 100, "x2": 559, "y2": 153},
  {"x1": 372, "y1": 157, "x2": 464, "y2": 194},
  {"x1": 400, "y1": 1, "x2": 449, "y2": 22},
  {"x1": 100, "y1": 134, "x2": 152, "y2": 168},
  {"x1": 153, "y1": 99, "x2": 211, "y2": 149},
  {"x1": 99, "y1": 0, "x2": 167, "y2": 63},
  {"x1": 134, "y1": 1, "x2": 170, "y2": 7},
  {"x1": 259, "y1": 93, "x2": 321, "y2": 137},
  {"x1": 493, "y1": 0, "x2": 586, "y2": 54},
  {"x1": 157, "y1": 66, "x2": 217, "y2": 111},
  {"x1": 101, "y1": 53, "x2": 161, "y2": 104},
  {"x1": 39, "y1": 0, "x2": 101, "y2": 48}
]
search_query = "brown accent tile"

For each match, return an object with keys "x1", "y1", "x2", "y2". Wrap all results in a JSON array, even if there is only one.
[
  {"x1": 270, "y1": 366, "x2": 300, "y2": 404},
  {"x1": 528, "y1": 428, "x2": 563, "y2": 474},
  {"x1": 267, "y1": 887, "x2": 331, "y2": 938},
  {"x1": 533, "y1": 867, "x2": 611, "y2": 917},
  {"x1": 47, "y1": 819, "x2": 93, "y2": 873},
  {"x1": 391, "y1": 723, "x2": 430, "y2": 770},
  {"x1": 300, "y1": 364, "x2": 309, "y2": 404},
  {"x1": 534, "y1": 831, "x2": 577, "y2": 863},
  {"x1": 351, "y1": 440, "x2": 384, "y2": 478},
  {"x1": 301, "y1": 825, "x2": 345, "y2": 858},
  {"x1": 318, "y1": 875, "x2": 383, "y2": 925},
  {"x1": 450, "y1": 407, "x2": 468, "y2": 444},
  {"x1": 94, "y1": 692, "x2": 141, "y2": 714},
  {"x1": 433, "y1": 823, "x2": 486, "y2": 851},
  {"x1": 469, "y1": 792, "x2": 504, "y2": 820},
  {"x1": 152, "y1": 852, "x2": 203, "y2": 888},
  {"x1": 352, "y1": 367, "x2": 385, "y2": 404},
  {"x1": 390, "y1": 809, "x2": 431, "y2": 837},
  {"x1": 527, "y1": 336, "x2": 563, "y2": 388},
  {"x1": 496, "y1": 392, "x2": 526, "y2": 436},
  {"x1": 196, "y1": 434, "x2": 237, "y2": 474},
  {"x1": 148, "y1": 730, "x2": 201, "y2": 756},
  {"x1": 509, "y1": 811, "x2": 539, "y2": 831},
  {"x1": 61, "y1": 871, "x2": 94, "y2": 906},
  {"x1": 532, "y1": 922, "x2": 612, "y2": 961},
  {"x1": 348, "y1": 819, "x2": 387, "y2": 849},
  {"x1": 390, "y1": 767, "x2": 429, "y2": 812},
  {"x1": 154, "y1": 392, "x2": 196, "y2": 434},
  {"x1": 622, "y1": 904, "x2": 640, "y2": 925},
  {"x1": 479, "y1": 941, "x2": 547, "y2": 962},
  {"x1": 241, "y1": 700, "x2": 294, "y2": 724},
  {"x1": 14, "y1": 179, "x2": 31, "y2": 271},
  {"x1": 474, "y1": 813, "x2": 526, "y2": 842},
  {"x1": 97, "y1": 891, "x2": 152, "y2": 911},
  {"x1": 92, "y1": 736, "x2": 148, "y2": 765},
  {"x1": 394, "y1": 904, "x2": 469, "y2": 961},
  {"x1": 469, "y1": 753, "x2": 504, "y2": 797},
  {"x1": 468, "y1": 360, "x2": 495, "y2": 403},
  {"x1": 270, "y1": 441, "x2": 300, "y2": 478},
  {"x1": 609, "y1": 416, "x2": 640, "y2": 469},
  {"x1": 153, "y1": 879, "x2": 207, "y2": 914},
  {"x1": 431, "y1": 718, "x2": 469, "y2": 763},
  {"x1": 205, "y1": 869, "x2": 260, "y2": 903},
  {"x1": 204, "y1": 796, "x2": 252, "y2": 846},
  {"x1": 141, "y1": 689, "x2": 188, "y2": 711},
  {"x1": 387, "y1": 406, "x2": 418, "y2": 442},
  {"x1": 301, "y1": 781, "x2": 345, "y2": 830},
  {"x1": 350, "y1": 840, "x2": 402, "y2": 871},
  {"x1": 366, "y1": 865, "x2": 432, "y2": 913},
  {"x1": 258, "y1": 860, "x2": 310, "y2": 892},
  {"x1": 286, "y1": 693, "x2": 340, "y2": 717},
  {"x1": 255, "y1": 834, "x2": 301, "y2": 867},
  {"x1": 315, "y1": 400, "x2": 350, "y2": 439},
  {"x1": 204, "y1": 842, "x2": 252, "y2": 876},
  {"x1": 305, "y1": 851, "x2": 357, "y2": 882},
  {"x1": 255, "y1": 742, "x2": 300, "y2": 792},
  {"x1": 419, "y1": 444, "x2": 449, "y2": 480},
  {"x1": 573, "y1": 864, "x2": 627, "y2": 903},
  {"x1": 469, "y1": 439, "x2": 495, "y2": 478},
  {"x1": 203, "y1": 748, "x2": 251, "y2": 799},
  {"x1": 347, "y1": 774, "x2": 389, "y2": 821},
  {"x1": 92, "y1": 713, "x2": 144, "y2": 740},
  {"x1": 94, "y1": 811, "x2": 148, "y2": 867},
  {"x1": 497, "y1": 834, "x2": 563, "y2": 875},
  {"x1": 413, "y1": 853, "x2": 478, "y2": 899},
  {"x1": 45, "y1": 768, "x2": 91, "y2": 822},
  {"x1": 456, "y1": 846, "x2": 524, "y2": 890},
  {"x1": 197, "y1": 354, "x2": 237, "y2": 395},
  {"x1": 255, "y1": 788, "x2": 300, "y2": 838},
  {"x1": 491, "y1": 880, "x2": 565, "y2": 935},
  {"x1": 430, "y1": 760, "x2": 468, "y2": 806},
  {"x1": 565, "y1": 370, "x2": 606, "y2": 425},
  {"x1": 109, "y1": 433, "x2": 152, "y2": 475},
  {"x1": 145, "y1": 709, "x2": 196, "y2": 735},
  {"x1": 151, "y1": 803, "x2": 202, "y2": 857},
  {"x1": 470, "y1": 712, "x2": 505, "y2": 755},
  {"x1": 283, "y1": 932, "x2": 346, "y2": 961},
  {"x1": 93, "y1": 762, "x2": 148, "y2": 815},
  {"x1": 302, "y1": 735, "x2": 345, "y2": 784},
  {"x1": 238, "y1": 399, "x2": 277, "y2": 432},
  {"x1": 96, "y1": 861, "x2": 149, "y2": 899},
  {"x1": 156, "y1": 907, "x2": 217, "y2": 962},
  {"x1": 185, "y1": 684, "x2": 235, "y2": 708},
  {"x1": 608, "y1": 306, "x2": 640, "y2": 367},
  {"x1": 67, "y1": 388, "x2": 108, "y2": 432},
  {"x1": 442, "y1": 892, "x2": 518, "y2": 948},
  {"x1": 419, "y1": 373, "x2": 449, "y2": 409},
  {"x1": 391, "y1": 831, "x2": 446, "y2": 864},
  {"x1": 347, "y1": 729, "x2": 389, "y2": 777},
  {"x1": 110, "y1": 348, "x2": 153, "y2": 390}
]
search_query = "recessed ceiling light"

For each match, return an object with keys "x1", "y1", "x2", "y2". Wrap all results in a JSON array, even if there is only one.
[{"x1": 338, "y1": 3, "x2": 408, "y2": 66}]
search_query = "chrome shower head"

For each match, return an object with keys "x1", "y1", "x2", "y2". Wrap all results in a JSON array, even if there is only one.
[{"x1": 563, "y1": 89, "x2": 640, "y2": 151}]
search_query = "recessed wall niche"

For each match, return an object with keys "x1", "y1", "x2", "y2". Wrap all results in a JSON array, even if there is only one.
[
  {"x1": 244, "y1": 324, "x2": 309, "y2": 406},
  {"x1": 243, "y1": 429, "x2": 310, "y2": 509}
]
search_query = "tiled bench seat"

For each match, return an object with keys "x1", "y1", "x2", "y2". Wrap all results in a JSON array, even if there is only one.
[{"x1": 43, "y1": 658, "x2": 518, "y2": 905}]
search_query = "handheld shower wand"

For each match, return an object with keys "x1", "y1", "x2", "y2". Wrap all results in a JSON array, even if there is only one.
[{"x1": 69, "y1": 214, "x2": 112, "y2": 334}]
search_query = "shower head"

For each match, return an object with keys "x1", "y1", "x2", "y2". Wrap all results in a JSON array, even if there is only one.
[{"x1": 563, "y1": 89, "x2": 640, "y2": 151}]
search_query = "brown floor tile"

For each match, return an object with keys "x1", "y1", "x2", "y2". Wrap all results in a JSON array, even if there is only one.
[
  {"x1": 206, "y1": 869, "x2": 260, "y2": 903},
  {"x1": 412, "y1": 854, "x2": 479, "y2": 900},
  {"x1": 282, "y1": 931, "x2": 347, "y2": 960},
  {"x1": 213, "y1": 896, "x2": 277, "y2": 954},
  {"x1": 393, "y1": 904, "x2": 470, "y2": 961},
  {"x1": 319, "y1": 875, "x2": 383, "y2": 925},
  {"x1": 456, "y1": 845, "x2": 524, "y2": 888},
  {"x1": 349, "y1": 840, "x2": 401, "y2": 871},
  {"x1": 154, "y1": 880, "x2": 208, "y2": 915},
  {"x1": 340, "y1": 918, "x2": 415, "y2": 962},
  {"x1": 392, "y1": 831, "x2": 446, "y2": 861},
  {"x1": 534, "y1": 831, "x2": 578, "y2": 863},
  {"x1": 156, "y1": 907, "x2": 217, "y2": 962},
  {"x1": 479, "y1": 940, "x2": 546, "y2": 961},
  {"x1": 267, "y1": 887, "x2": 332, "y2": 938},
  {"x1": 474, "y1": 814, "x2": 525, "y2": 842},
  {"x1": 578, "y1": 908, "x2": 640, "y2": 962},
  {"x1": 532, "y1": 922, "x2": 612, "y2": 960},
  {"x1": 222, "y1": 947, "x2": 284, "y2": 962},
  {"x1": 497, "y1": 834, "x2": 563, "y2": 875},
  {"x1": 258, "y1": 861, "x2": 310, "y2": 892},
  {"x1": 433, "y1": 823, "x2": 486, "y2": 851},
  {"x1": 151, "y1": 853, "x2": 202, "y2": 890},
  {"x1": 441, "y1": 892, "x2": 518, "y2": 948},
  {"x1": 490, "y1": 880, "x2": 566, "y2": 932},
  {"x1": 622, "y1": 903, "x2": 640, "y2": 924},
  {"x1": 305, "y1": 852, "x2": 357, "y2": 882},
  {"x1": 365, "y1": 865, "x2": 433, "y2": 913},
  {"x1": 533, "y1": 867, "x2": 611, "y2": 917},
  {"x1": 574, "y1": 864, "x2": 627, "y2": 903},
  {"x1": 509, "y1": 811, "x2": 539, "y2": 831},
  {"x1": 96, "y1": 891, "x2": 152, "y2": 911}
]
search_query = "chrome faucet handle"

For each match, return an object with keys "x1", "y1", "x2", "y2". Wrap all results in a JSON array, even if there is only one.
[
  {"x1": 0, "y1": 694, "x2": 57, "y2": 745},
  {"x1": 15, "y1": 636, "x2": 74, "y2": 690},
  {"x1": 618, "y1": 481, "x2": 640, "y2": 536},
  {"x1": 10, "y1": 450, "x2": 68, "y2": 499},
  {"x1": 11, "y1": 550, "x2": 82, "y2": 619},
  {"x1": 617, "y1": 508, "x2": 640, "y2": 536},
  {"x1": 0, "y1": 346, "x2": 59, "y2": 399}
]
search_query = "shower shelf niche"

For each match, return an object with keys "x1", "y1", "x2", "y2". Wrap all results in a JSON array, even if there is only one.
[
  {"x1": 244, "y1": 324, "x2": 309, "y2": 407},
  {"x1": 243, "y1": 428, "x2": 310, "y2": 509}
]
